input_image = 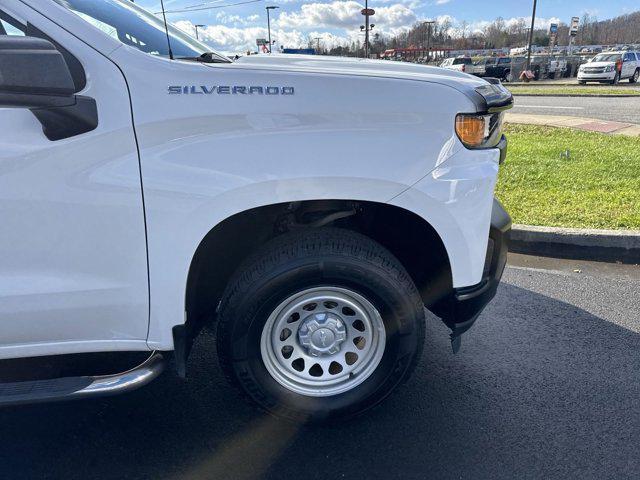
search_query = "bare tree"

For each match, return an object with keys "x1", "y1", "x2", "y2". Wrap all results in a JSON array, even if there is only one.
[{"x1": 323, "y1": 10, "x2": 640, "y2": 58}]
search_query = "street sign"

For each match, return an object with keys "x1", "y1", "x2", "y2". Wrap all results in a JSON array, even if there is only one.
[
  {"x1": 569, "y1": 17, "x2": 579, "y2": 36},
  {"x1": 256, "y1": 38, "x2": 268, "y2": 46},
  {"x1": 549, "y1": 23, "x2": 558, "y2": 46},
  {"x1": 361, "y1": 8, "x2": 375, "y2": 16}
]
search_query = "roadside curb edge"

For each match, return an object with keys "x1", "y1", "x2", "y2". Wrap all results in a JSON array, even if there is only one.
[
  {"x1": 503, "y1": 113, "x2": 640, "y2": 136},
  {"x1": 510, "y1": 224, "x2": 640, "y2": 264},
  {"x1": 511, "y1": 93, "x2": 639, "y2": 98}
]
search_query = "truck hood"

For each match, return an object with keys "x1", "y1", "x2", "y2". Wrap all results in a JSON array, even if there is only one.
[
  {"x1": 226, "y1": 54, "x2": 489, "y2": 92},
  {"x1": 584, "y1": 61, "x2": 616, "y2": 68}
]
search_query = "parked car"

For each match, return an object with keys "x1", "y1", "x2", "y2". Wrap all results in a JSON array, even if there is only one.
[
  {"x1": 0, "y1": 0, "x2": 513, "y2": 420},
  {"x1": 577, "y1": 51, "x2": 640, "y2": 84},
  {"x1": 439, "y1": 56, "x2": 473, "y2": 73}
]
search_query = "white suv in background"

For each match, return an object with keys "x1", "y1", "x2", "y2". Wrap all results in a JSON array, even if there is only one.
[{"x1": 577, "y1": 51, "x2": 640, "y2": 84}]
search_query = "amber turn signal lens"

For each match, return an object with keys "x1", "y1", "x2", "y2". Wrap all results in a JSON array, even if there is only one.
[{"x1": 455, "y1": 114, "x2": 487, "y2": 147}]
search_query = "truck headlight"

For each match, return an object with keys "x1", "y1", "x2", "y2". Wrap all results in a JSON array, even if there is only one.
[
  {"x1": 604, "y1": 65, "x2": 614, "y2": 72},
  {"x1": 455, "y1": 113, "x2": 503, "y2": 148}
]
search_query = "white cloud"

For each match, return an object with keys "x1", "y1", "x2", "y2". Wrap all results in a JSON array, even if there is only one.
[
  {"x1": 174, "y1": 1, "x2": 418, "y2": 54},
  {"x1": 275, "y1": 1, "x2": 363, "y2": 29},
  {"x1": 213, "y1": 11, "x2": 262, "y2": 26},
  {"x1": 435, "y1": 14, "x2": 454, "y2": 24},
  {"x1": 275, "y1": 1, "x2": 416, "y2": 33},
  {"x1": 364, "y1": 0, "x2": 421, "y2": 7},
  {"x1": 500, "y1": 15, "x2": 561, "y2": 31},
  {"x1": 175, "y1": 20, "x2": 354, "y2": 54}
]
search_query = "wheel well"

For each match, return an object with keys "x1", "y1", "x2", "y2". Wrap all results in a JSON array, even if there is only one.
[{"x1": 185, "y1": 200, "x2": 452, "y2": 334}]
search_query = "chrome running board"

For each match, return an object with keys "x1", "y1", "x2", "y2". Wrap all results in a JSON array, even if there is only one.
[{"x1": 0, "y1": 352, "x2": 165, "y2": 407}]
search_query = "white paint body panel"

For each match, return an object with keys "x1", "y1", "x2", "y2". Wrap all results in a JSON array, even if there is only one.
[
  {"x1": 1, "y1": 0, "x2": 502, "y2": 355},
  {"x1": 0, "y1": 1, "x2": 149, "y2": 359}
]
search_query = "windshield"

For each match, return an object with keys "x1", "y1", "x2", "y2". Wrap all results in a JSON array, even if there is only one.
[
  {"x1": 592, "y1": 53, "x2": 622, "y2": 62},
  {"x1": 52, "y1": 0, "x2": 229, "y2": 62}
]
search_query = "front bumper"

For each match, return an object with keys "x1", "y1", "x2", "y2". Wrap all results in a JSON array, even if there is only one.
[
  {"x1": 577, "y1": 71, "x2": 615, "y2": 81},
  {"x1": 434, "y1": 198, "x2": 511, "y2": 344}
]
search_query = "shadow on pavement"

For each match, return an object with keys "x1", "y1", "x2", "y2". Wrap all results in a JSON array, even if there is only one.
[{"x1": 1, "y1": 282, "x2": 639, "y2": 480}]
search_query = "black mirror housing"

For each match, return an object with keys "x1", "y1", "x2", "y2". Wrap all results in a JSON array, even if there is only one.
[
  {"x1": 0, "y1": 36, "x2": 75, "y2": 107},
  {"x1": 0, "y1": 36, "x2": 97, "y2": 140}
]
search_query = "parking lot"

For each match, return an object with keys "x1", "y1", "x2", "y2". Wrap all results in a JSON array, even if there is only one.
[
  {"x1": 1, "y1": 254, "x2": 638, "y2": 480},
  {"x1": 512, "y1": 94, "x2": 640, "y2": 123},
  {"x1": 2, "y1": 1, "x2": 640, "y2": 479}
]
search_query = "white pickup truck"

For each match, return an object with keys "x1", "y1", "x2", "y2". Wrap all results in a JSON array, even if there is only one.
[
  {"x1": 0, "y1": 0, "x2": 512, "y2": 420},
  {"x1": 439, "y1": 56, "x2": 481, "y2": 75}
]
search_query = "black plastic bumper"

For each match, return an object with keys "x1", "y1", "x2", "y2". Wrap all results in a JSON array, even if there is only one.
[
  {"x1": 497, "y1": 134, "x2": 507, "y2": 164},
  {"x1": 436, "y1": 199, "x2": 511, "y2": 343}
]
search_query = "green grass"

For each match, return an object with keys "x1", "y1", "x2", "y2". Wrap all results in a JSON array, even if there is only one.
[
  {"x1": 496, "y1": 124, "x2": 640, "y2": 229},
  {"x1": 507, "y1": 86, "x2": 640, "y2": 96}
]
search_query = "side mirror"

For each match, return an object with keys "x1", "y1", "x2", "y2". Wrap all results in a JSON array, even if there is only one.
[
  {"x1": 0, "y1": 36, "x2": 97, "y2": 140},
  {"x1": 0, "y1": 36, "x2": 75, "y2": 108}
]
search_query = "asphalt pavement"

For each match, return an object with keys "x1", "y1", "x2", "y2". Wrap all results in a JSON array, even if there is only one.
[
  {"x1": 1, "y1": 254, "x2": 639, "y2": 480},
  {"x1": 512, "y1": 95, "x2": 640, "y2": 124}
]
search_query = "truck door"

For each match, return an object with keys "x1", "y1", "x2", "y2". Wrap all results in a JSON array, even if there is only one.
[
  {"x1": 622, "y1": 53, "x2": 634, "y2": 79},
  {"x1": 0, "y1": 3, "x2": 149, "y2": 359}
]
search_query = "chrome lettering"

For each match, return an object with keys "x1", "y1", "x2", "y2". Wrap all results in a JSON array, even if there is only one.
[{"x1": 168, "y1": 85, "x2": 294, "y2": 95}]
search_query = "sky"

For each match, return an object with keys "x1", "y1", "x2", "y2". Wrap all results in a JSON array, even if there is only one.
[{"x1": 135, "y1": 0, "x2": 637, "y2": 53}]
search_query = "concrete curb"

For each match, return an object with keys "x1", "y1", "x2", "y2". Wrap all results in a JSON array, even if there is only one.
[
  {"x1": 510, "y1": 224, "x2": 640, "y2": 264},
  {"x1": 504, "y1": 112, "x2": 640, "y2": 136},
  {"x1": 511, "y1": 81, "x2": 640, "y2": 88},
  {"x1": 511, "y1": 93, "x2": 640, "y2": 98}
]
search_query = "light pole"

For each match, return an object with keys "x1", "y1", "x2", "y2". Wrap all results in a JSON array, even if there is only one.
[
  {"x1": 266, "y1": 6, "x2": 279, "y2": 53},
  {"x1": 314, "y1": 37, "x2": 321, "y2": 54},
  {"x1": 360, "y1": 23, "x2": 375, "y2": 57},
  {"x1": 423, "y1": 20, "x2": 435, "y2": 62},
  {"x1": 360, "y1": 0, "x2": 375, "y2": 58},
  {"x1": 525, "y1": 0, "x2": 537, "y2": 72},
  {"x1": 194, "y1": 24, "x2": 205, "y2": 41},
  {"x1": 365, "y1": 0, "x2": 369, "y2": 58}
]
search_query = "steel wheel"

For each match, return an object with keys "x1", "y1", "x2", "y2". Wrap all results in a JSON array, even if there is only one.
[{"x1": 260, "y1": 286, "x2": 386, "y2": 397}]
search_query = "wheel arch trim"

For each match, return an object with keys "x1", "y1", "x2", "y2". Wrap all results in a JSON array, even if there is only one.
[{"x1": 145, "y1": 181, "x2": 461, "y2": 352}]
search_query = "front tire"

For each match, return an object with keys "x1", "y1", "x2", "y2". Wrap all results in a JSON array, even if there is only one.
[
  {"x1": 611, "y1": 72, "x2": 620, "y2": 85},
  {"x1": 630, "y1": 69, "x2": 639, "y2": 84},
  {"x1": 216, "y1": 228, "x2": 425, "y2": 421}
]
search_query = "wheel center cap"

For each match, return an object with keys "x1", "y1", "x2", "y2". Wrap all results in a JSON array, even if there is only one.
[
  {"x1": 298, "y1": 313, "x2": 346, "y2": 356},
  {"x1": 311, "y1": 328, "x2": 335, "y2": 348}
]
